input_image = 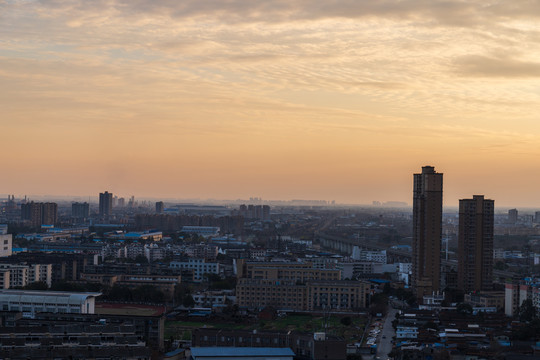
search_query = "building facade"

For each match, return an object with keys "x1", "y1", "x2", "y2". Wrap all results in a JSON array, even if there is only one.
[
  {"x1": 457, "y1": 195, "x2": 494, "y2": 293},
  {"x1": 21, "y1": 202, "x2": 58, "y2": 227},
  {"x1": 412, "y1": 166, "x2": 443, "y2": 300},
  {"x1": 99, "y1": 191, "x2": 113, "y2": 218}
]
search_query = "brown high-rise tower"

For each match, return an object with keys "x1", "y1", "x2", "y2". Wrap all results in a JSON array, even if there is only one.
[
  {"x1": 457, "y1": 195, "x2": 494, "y2": 293},
  {"x1": 412, "y1": 166, "x2": 443, "y2": 300}
]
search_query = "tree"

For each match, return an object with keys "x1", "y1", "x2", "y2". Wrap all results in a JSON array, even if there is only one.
[
  {"x1": 340, "y1": 316, "x2": 352, "y2": 326},
  {"x1": 456, "y1": 302, "x2": 473, "y2": 315},
  {"x1": 134, "y1": 254, "x2": 148, "y2": 264},
  {"x1": 519, "y1": 299, "x2": 537, "y2": 322},
  {"x1": 182, "y1": 294, "x2": 195, "y2": 308},
  {"x1": 24, "y1": 281, "x2": 48, "y2": 290}
]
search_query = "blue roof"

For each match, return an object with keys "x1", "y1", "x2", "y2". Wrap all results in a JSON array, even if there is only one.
[
  {"x1": 191, "y1": 347, "x2": 295, "y2": 358},
  {"x1": 369, "y1": 279, "x2": 390, "y2": 284}
]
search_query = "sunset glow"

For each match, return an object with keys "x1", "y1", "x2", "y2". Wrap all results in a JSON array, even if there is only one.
[{"x1": 3, "y1": 1, "x2": 540, "y2": 206}]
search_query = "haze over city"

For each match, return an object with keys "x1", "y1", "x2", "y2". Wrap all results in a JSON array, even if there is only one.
[{"x1": 3, "y1": 0, "x2": 540, "y2": 206}]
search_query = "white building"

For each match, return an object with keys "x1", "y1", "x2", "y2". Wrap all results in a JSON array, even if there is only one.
[
  {"x1": 351, "y1": 247, "x2": 386, "y2": 263},
  {"x1": 397, "y1": 263, "x2": 412, "y2": 285},
  {"x1": 337, "y1": 262, "x2": 374, "y2": 280},
  {"x1": 396, "y1": 326, "x2": 418, "y2": 339},
  {"x1": 170, "y1": 259, "x2": 220, "y2": 282},
  {"x1": 0, "y1": 289, "x2": 100, "y2": 317},
  {"x1": 144, "y1": 243, "x2": 165, "y2": 262}
]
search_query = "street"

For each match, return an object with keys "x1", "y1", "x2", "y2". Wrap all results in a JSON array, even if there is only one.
[{"x1": 375, "y1": 306, "x2": 397, "y2": 359}]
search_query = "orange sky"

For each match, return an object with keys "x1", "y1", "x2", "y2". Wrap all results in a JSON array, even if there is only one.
[{"x1": 2, "y1": 1, "x2": 540, "y2": 206}]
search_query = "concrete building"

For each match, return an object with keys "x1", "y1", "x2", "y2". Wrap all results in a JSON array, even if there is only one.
[
  {"x1": 236, "y1": 260, "x2": 341, "y2": 282},
  {"x1": 191, "y1": 330, "x2": 345, "y2": 360},
  {"x1": 412, "y1": 166, "x2": 443, "y2": 300},
  {"x1": 155, "y1": 201, "x2": 164, "y2": 214},
  {"x1": 20, "y1": 202, "x2": 58, "y2": 227},
  {"x1": 71, "y1": 202, "x2": 89, "y2": 222},
  {"x1": 190, "y1": 347, "x2": 294, "y2": 360},
  {"x1": 0, "y1": 225, "x2": 12, "y2": 257},
  {"x1": 99, "y1": 191, "x2": 113, "y2": 218},
  {"x1": 458, "y1": 195, "x2": 494, "y2": 293},
  {"x1": 170, "y1": 258, "x2": 220, "y2": 282},
  {"x1": 504, "y1": 282, "x2": 535, "y2": 317},
  {"x1": 182, "y1": 226, "x2": 220, "y2": 237},
  {"x1": 0, "y1": 263, "x2": 52, "y2": 289},
  {"x1": 508, "y1": 208, "x2": 518, "y2": 224},
  {"x1": 0, "y1": 289, "x2": 100, "y2": 316},
  {"x1": 464, "y1": 292, "x2": 504, "y2": 311},
  {"x1": 236, "y1": 279, "x2": 370, "y2": 311}
]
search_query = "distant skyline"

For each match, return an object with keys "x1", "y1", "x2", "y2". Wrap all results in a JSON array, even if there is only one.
[{"x1": 3, "y1": 1, "x2": 540, "y2": 207}]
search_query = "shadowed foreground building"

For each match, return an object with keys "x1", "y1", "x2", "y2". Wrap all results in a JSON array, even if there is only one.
[
  {"x1": 192, "y1": 329, "x2": 346, "y2": 360},
  {"x1": 412, "y1": 166, "x2": 443, "y2": 300},
  {"x1": 458, "y1": 195, "x2": 494, "y2": 293}
]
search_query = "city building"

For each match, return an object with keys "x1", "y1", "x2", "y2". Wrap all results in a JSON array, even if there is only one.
[
  {"x1": 170, "y1": 259, "x2": 220, "y2": 282},
  {"x1": 192, "y1": 329, "x2": 346, "y2": 360},
  {"x1": 190, "y1": 347, "x2": 294, "y2": 360},
  {"x1": 20, "y1": 202, "x2": 58, "y2": 226},
  {"x1": 71, "y1": 202, "x2": 89, "y2": 222},
  {"x1": 0, "y1": 225, "x2": 12, "y2": 257},
  {"x1": 464, "y1": 291, "x2": 504, "y2": 311},
  {"x1": 99, "y1": 191, "x2": 113, "y2": 218},
  {"x1": 181, "y1": 226, "x2": 220, "y2": 237},
  {"x1": 155, "y1": 201, "x2": 164, "y2": 213},
  {"x1": 508, "y1": 208, "x2": 518, "y2": 224},
  {"x1": 412, "y1": 166, "x2": 443, "y2": 300},
  {"x1": 0, "y1": 289, "x2": 100, "y2": 316},
  {"x1": 0, "y1": 263, "x2": 52, "y2": 289},
  {"x1": 457, "y1": 195, "x2": 494, "y2": 293}
]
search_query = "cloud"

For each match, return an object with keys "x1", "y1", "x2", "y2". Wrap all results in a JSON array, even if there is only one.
[
  {"x1": 28, "y1": 0, "x2": 540, "y2": 27},
  {"x1": 454, "y1": 54, "x2": 540, "y2": 77}
]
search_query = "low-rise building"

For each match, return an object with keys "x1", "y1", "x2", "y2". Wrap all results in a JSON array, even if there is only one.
[
  {"x1": 170, "y1": 259, "x2": 220, "y2": 282},
  {"x1": 0, "y1": 289, "x2": 100, "y2": 316}
]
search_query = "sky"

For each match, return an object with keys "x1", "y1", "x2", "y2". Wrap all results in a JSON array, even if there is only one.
[{"x1": 2, "y1": 0, "x2": 540, "y2": 206}]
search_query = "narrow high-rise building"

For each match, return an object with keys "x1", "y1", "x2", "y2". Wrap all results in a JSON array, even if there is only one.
[
  {"x1": 155, "y1": 201, "x2": 164, "y2": 214},
  {"x1": 458, "y1": 195, "x2": 494, "y2": 293},
  {"x1": 99, "y1": 191, "x2": 113, "y2": 218},
  {"x1": 508, "y1": 208, "x2": 518, "y2": 224},
  {"x1": 412, "y1": 166, "x2": 443, "y2": 300},
  {"x1": 72, "y1": 202, "x2": 90, "y2": 222}
]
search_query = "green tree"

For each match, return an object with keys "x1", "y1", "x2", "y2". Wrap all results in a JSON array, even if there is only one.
[
  {"x1": 23, "y1": 281, "x2": 48, "y2": 290},
  {"x1": 182, "y1": 294, "x2": 195, "y2": 308},
  {"x1": 456, "y1": 302, "x2": 473, "y2": 315},
  {"x1": 519, "y1": 299, "x2": 537, "y2": 322}
]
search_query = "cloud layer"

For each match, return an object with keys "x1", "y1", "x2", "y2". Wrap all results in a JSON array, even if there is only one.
[{"x1": 2, "y1": 0, "x2": 540, "y2": 205}]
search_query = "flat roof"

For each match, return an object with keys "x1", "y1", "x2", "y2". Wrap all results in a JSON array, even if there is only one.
[{"x1": 191, "y1": 347, "x2": 295, "y2": 358}]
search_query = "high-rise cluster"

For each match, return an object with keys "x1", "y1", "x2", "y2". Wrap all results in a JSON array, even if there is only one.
[{"x1": 412, "y1": 166, "x2": 494, "y2": 301}]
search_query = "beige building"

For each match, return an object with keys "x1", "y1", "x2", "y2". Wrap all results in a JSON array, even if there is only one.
[
  {"x1": 236, "y1": 279, "x2": 370, "y2": 311},
  {"x1": 237, "y1": 260, "x2": 340, "y2": 282},
  {"x1": 0, "y1": 264, "x2": 52, "y2": 288},
  {"x1": 464, "y1": 291, "x2": 504, "y2": 310}
]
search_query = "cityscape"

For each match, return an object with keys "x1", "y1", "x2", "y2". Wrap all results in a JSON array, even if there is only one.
[
  {"x1": 4, "y1": 1, "x2": 540, "y2": 360},
  {"x1": 0, "y1": 165, "x2": 540, "y2": 359}
]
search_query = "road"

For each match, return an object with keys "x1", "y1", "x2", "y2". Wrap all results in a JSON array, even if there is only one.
[{"x1": 376, "y1": 306, "x2": 397, "y2": 360}]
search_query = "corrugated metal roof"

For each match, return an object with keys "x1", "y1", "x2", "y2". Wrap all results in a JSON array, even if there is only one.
[{"x1": 191, "y1": 347, "x2": 295, "y2": 357}]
